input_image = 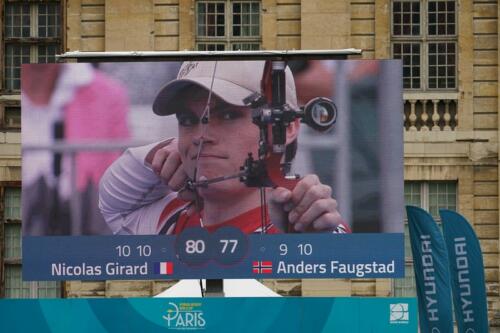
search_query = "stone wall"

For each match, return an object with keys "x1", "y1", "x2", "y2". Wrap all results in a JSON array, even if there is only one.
[{"x1": 473, "y1": 0, "x2": 499, "y2": 326}]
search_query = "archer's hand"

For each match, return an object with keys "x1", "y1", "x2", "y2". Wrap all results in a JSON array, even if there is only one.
[
  {"x1": 268, "y1": 174, "x2": 342, "y2": 232},
  {"x1": 145, "y1": 139, "x2": 196, "y2": 202}
]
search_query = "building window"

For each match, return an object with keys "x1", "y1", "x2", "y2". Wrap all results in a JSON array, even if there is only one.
[
  {"x1": 391, "y1": 0, "x2": 457, "y2": 90},
  {"x1": 4, "y1": 187, "x2": 21, "y2": 220},
  {"x1": 394, "y1": 265, "x2": 416, "y2": 297},
  {"x1": 3, "y1": 2, "x2": 61, "y2": 91},
  {"x1": 394, "y1": 181, "x2": 457, "y2": 297},
  {"x1": 5, "y1": 222, "x2": 21, "y2": 258},
  {"x1": 195, "y1": 1, "x2": 261, "y2": 51},
  {"x1": 2, "y1": 187, "x2": 61, "y2": 298},
  {"x1": 2, "y1": 106, "x2": 21, "y2": 130}
]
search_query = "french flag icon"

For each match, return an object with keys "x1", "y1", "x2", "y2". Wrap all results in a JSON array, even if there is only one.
[{"x1": 154, "y1": 262, "x2": 173, "y2": 275}]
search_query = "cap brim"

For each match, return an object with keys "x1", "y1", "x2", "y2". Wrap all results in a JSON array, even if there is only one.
[{"x1": 153, "y1": 78, "x2": 255, "y2": 116}]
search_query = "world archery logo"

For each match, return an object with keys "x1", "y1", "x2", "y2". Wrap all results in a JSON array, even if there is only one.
[
  {"x1": 163, "y1": 302, "x2": 206, "y2": 330},
  {"x1": 389, "y1": 303, "x2": 409, "y2": 324}
]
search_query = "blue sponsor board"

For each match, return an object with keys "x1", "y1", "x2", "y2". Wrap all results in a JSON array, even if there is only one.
[
  {"x1": 23, "y1": 232, "x2": 404, "y2": 280},
  {"x1": 0, "y1": 297, "x2": 417, "y2": 333}
]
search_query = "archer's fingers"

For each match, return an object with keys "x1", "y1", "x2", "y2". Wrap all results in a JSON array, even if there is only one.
[
  {"x1": 311, "y1": 211, "x2": 343, "y2": 231},
  {"x1": 145, "y1": 138, "x2": 176, "y2": 166},
  {"x1": 290, "y1": 174, "x2": 321, "y2": 205},
  {"x1": 168, "y1": 163, "x2": 189, "y2": 191},
  {"x1": 159, "y1": 151, "x2": 182, "y2": 182},
  {"x1": 151, "y1": 148, "x2": 169, "y2": 174},
  {"x1": 289, "y1": 184, "x2": 332, "y2": 224},
  {"x1": 269, "y1": 187, "x2": 292, "y2": 204},
  {"x1": 293, "y1": 198, "x2": 337, "y2": 231}
]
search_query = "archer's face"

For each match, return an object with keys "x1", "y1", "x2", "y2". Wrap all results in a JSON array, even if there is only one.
[{"x1": 175, "y1": 87, "x2": 260, "y2": 199}]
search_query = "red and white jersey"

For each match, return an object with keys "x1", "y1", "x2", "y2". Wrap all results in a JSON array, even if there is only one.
[{"x1": 156, "y1": 198, "x2": 281, "y2": 235}]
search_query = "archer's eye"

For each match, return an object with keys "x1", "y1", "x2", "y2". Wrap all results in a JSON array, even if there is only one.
[
  {"x1": 219, "y1": 109, "x2": 244, "y2": 121},
  {"x1": 176, "y1": 113, "x2": 199, "y2": 127}
]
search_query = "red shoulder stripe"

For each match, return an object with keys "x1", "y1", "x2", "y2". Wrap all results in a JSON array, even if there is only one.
[{"x1": 156, "y1": 197, "x2": 190, "y2": 231}]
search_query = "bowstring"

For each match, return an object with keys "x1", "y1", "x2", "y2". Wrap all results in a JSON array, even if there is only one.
[
  {"x1": 192, "y1": 61, "x2": 218, "y2": 209},
  {"x1": 260, "y1": 187, "x2": 268, "y2": 234},
  {"x1": 195, "y1": 61, "x2": 218, "y2": 297},
  {"x1": 190, "y1": 60, "x2": 270, "y2": 237}
]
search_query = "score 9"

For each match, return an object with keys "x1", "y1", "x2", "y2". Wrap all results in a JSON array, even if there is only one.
[{"x1": 279, "y1": 244, "x2": 288, "y2": 256}]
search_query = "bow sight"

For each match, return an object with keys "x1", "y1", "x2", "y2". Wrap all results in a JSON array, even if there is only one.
[{"x1": 240, "y1": 60, "x2": 338, "y2": 189}]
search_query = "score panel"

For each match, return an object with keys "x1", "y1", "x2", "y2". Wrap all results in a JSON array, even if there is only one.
[{"x1": 23, "y1": 228, "x2": 404, "y2": 280}]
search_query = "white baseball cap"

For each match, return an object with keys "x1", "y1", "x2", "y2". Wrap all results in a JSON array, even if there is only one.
[{"x1": 152, "y1": 60, "x2": 298, "y2": 115}]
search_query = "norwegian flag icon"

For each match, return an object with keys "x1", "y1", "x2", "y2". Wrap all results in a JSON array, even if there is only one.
[{"x1": 252, "y1": 261, "x2": 273, "y2": 274}]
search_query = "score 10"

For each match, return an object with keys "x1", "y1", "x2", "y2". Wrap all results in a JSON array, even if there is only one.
[
  {"x1": 116, "y1": 245, "x2": 152, "y2": 257},
  {"x1": 279, "y1": 243, "x2": 313, "y2": 256}
]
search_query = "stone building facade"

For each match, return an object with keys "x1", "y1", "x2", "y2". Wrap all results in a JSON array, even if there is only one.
[{"x1": 0, "y1": 0, "x2": 499, "y2": 329}]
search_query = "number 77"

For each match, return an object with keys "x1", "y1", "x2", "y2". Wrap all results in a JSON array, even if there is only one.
[{"x1": 220, "y1": 239, "x2": 238, "y2": 253}]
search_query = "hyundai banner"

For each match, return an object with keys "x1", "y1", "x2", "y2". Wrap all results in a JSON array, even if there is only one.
[
  {"x1": 406, "y1": 205, "x2": 454, "y2": 333},
  {"x1": 440, "y1": 209, "x2": 489, "y2": 333}
]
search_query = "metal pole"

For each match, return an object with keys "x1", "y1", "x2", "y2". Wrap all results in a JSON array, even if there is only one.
[
  {"x1": 204, "y1": 279, "x2": 224, "y2": 297},
  {"x1": 378, "y1": 61, "x2": 404, "y2": 232},
  {"x1": 334, "y1": 62, "x2": 352, "y2": 227},
  {"x1": 69, "y1": 152, "x2": 82, "y2": 235}
]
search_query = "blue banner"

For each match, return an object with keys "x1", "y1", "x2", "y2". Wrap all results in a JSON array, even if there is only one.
[
  {"x1": 406, "y1": 206, "x2": 454, "y2": 333},
  {"x1": 0, "y1": 297, "x2": 417, "y2": 332},
  {"x1": 440, "y1": 209, "x2": 489, "y2": 333}
]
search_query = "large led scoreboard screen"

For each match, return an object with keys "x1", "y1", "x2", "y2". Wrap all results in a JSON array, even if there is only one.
[{"x1": 21, "y1": 57, "x2": 404, "y2": 280}]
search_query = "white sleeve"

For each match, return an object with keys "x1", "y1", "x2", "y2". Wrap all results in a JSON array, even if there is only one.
[{"x1": 98, "y1": 142, "x2": 176, "y2": 235}]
